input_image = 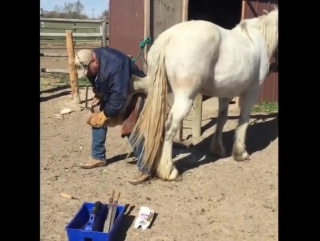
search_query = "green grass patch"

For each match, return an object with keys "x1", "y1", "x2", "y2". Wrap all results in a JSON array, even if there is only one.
[{"x1": 252, "y1": 102, "x2": 278, "y2": 114}]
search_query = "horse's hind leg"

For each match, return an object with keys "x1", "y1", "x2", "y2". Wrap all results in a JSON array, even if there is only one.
[
  {"x1": 233, "y1": 88, "x2": 259, "y2": 161},
  {"x1": 158, "y1": 94, "x2": 194, "y2": 180},
  {"x1": 210, "y1": 97, "x2": 232, "y2": 157}
]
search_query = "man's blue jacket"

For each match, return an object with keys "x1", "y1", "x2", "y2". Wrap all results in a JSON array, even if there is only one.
[{"x1": 88, "y1": 47, "x2": 145, "y2": 118}]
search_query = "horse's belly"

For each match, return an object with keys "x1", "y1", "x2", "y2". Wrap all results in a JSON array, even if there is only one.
[
  {"x1": 203, "y1": 59, "x2": 259, "y2": 97},
  {"x1": 201, "y1": 77, "x2": 252, "y2": 98}
]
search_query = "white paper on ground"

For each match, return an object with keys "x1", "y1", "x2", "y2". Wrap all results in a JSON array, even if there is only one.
[
  {"x1": 133, "y1": 206, "x2": 155, "y2": 230},
  {"x1": 60, "y1": 108, "x2": 72, "y2": 115}
]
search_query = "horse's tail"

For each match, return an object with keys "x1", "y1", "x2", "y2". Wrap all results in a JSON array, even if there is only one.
[{"x1": 129, "y1": 32, "x2": 171, "y2": 178}]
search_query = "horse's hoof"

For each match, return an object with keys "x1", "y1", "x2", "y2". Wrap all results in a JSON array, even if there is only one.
[
  {"x1": 160, "y1": 175, "x2": 182, "y2": 182},
  {"x1": 167, "y1": 167, "x2": 179, "y2": 180},
  {"x1": 210, "y1": 150, "x2": 226, "y2": 157},
  {"x1": 172, "y1": 175, "x2": 183, "y2": 182},
  {"x1": 209, "y1": 144, "x2": 226, "y2": 157},
  {"x1": 233, "y1": 151, "x2": 250, "y2": 162},
  {"x1": 209, "y1": 149, "x2": 227, "y2": 157}
]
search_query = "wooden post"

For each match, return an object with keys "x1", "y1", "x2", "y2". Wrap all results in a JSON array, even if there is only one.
[
  {"x1": 234, "y1": 0, "x2": 247, "y2": 109},
  {"x1": 185, "y1": 0, "x2": 202, "y2": 139},
  {"x1": 73, "y1": 22, "x2": 77, "y2": 46},
  {"x1": 192, "y1": 93, "x2": 203, "y2": 138},
  {"x1": 143, "y1": 0, "x2": 150, "y2": 73},
  {"x1": 101, "y1": 20, "x2": 107, "y2": 47},
  {"x1": 178, "y1": 121, "x2": 183, "y2": 141},
  {"x1": 182, "y1": 0, "x2": 189, "y2": 21},
  {"x1": 66, "y1": 30, "x2": 80, "y2": 103},
  {"x1": 175, "y1": 0, "x2": 190, "y2": 141}
]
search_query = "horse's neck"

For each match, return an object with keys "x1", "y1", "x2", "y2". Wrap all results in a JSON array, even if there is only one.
[
  {"x1": 256, "y1": 17, "x2": 278, "y2": 58},
  {"x1": 234, "y1": 15, "x2": 278, "y2": 59}
]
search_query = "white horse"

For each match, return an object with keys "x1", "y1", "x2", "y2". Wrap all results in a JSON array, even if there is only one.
[{"x1": 130, "y1": 8, "x2": 278, "y2": 181}]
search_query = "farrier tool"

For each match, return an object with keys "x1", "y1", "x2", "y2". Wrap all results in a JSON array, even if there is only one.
[
  {"x1": 81, "y1": 85, "x2": 96, "y2": 112},
  {"x1": 83, "y1": 201, "x2": 102, "y2": 231},
  {"x1": 103, "y1": 190, "x2": 115, "y2": 232},
  {"x1": 109, "y1": 192, "x2": 121, "y2": 231},
  {"x1": 84, "y1": 86, "x2": 91, "y2": 111}
]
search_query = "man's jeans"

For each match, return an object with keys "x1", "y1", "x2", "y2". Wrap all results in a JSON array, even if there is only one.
[{"x1": 91, "y1": 98, "x2": 148, "y2": 173}]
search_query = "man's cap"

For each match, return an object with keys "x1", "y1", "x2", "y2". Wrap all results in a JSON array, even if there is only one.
[{"x1": 75, "y1": 49, "x2": 93, "y2": 77}]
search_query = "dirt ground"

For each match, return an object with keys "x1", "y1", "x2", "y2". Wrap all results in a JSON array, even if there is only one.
[{"x1": 40, "y1": 54, "x2": 278, "y2": 241}]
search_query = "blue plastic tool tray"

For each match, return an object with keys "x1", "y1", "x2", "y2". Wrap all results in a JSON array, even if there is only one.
[{"x1": 65, "y1": 202, "x2": 125, "y2": 241}]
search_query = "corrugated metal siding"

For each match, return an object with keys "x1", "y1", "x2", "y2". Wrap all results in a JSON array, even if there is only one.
[
  {"x1": 245, "y1": 0, "x2": 278, "y2": 103},
  {"x1": 109, "y1": 0, "x2": 144, "y2": 69}
]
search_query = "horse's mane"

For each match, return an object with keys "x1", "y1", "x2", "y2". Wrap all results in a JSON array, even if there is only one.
[
  {"x1": 235, "y1": 6, "x2": 278, "y2": 58},
  {"x1": 237, "y1": 21, "x2": 253, "y2": 43}
]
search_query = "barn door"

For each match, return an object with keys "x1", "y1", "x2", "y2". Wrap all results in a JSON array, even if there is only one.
[
  {"x1": 244, "y1": 0, "x2": 278, "y2": 18},
  {"x1": 148, "y1": 0, "x2": 184, "y2": 139},
  {"x1": 151, "y1": 0, "x2": 183, "y2": 40}
]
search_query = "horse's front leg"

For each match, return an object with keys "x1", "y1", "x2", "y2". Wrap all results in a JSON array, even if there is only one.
[
  {"x1": 210, "y1": 97, "x2": 231, "y2": 157},
  {"x1": 232, "y1": 88, "x2": 260, "y2": 161}
]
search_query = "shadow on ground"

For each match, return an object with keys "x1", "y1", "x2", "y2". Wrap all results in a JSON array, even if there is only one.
[
  {"x1": 40, "y1": 90, "x2": 71, "y2": 102},
  {"x1": 176, "y1": 113, "x2": 278, "y2": 174},
  {"x1": 40, "y1": 85, "x2": 69, "y2": 94},
  {"x1": 107, "y1": 153, "x2": 134, "y2": 165},
  {"x1": 115, "y1": 205, "x2": 158, "y2": 241},
  {"x1": 40, "y1": 85, "x2": 89, "y2": 102},
  {"x1": 115, "y1": 205, "x2": 136, "y2": 241}
]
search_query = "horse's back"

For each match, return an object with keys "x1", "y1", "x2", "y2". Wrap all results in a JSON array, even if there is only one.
[
  {"x1": 198, "y1": 31, "x2": 261, "y2": 97},
  {"x1": 215, "y1": 31, "x2": 261, "y2": 78},
  {"x1": 147, "y1": 19, "x2": 268, "y2": 97}
]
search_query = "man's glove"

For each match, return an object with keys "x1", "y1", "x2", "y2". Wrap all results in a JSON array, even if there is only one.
[{"x1": 86, "y1": 111, "x2": 108, "y2": 128}]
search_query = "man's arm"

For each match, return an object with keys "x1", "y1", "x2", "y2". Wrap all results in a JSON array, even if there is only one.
[{"x1": 103, "y1": 62, "x2": 130, "y2": 118}]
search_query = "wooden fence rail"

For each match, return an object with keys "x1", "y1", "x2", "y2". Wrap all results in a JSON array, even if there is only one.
[
  {"x1": 40, "y1": 32, "x2": 103, "y2": 38},
  {"x1": 40, "y1": 17, "x2": 105, "y2": 23},
  {"x1": 44, "y1": 26, "x2": 99, "y2": 30},
  {"x1": 40, "y1": 17, "x2": 108, "y2": 47},
  {"x1": 40, "y1": 53, "x2": 68, "y2": 57},
  {"x1": 40, "y1": 68, "x2": 69, "y2": 74}
]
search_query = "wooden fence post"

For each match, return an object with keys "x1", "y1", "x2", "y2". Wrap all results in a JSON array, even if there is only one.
[
  {"x1": 234, "y1": 0, "x2": 247, "y2": 109},
  {"x1": 175, "y1": 0, "x2": 190, "y2": 142},
  {"x1": 101, "y1": 20, "x2": 107, "y2": 47},
  {"x1": 66, "y1": 30, "x2": 80, "y2": 104},
  {"x1": 192, "y1": 93, "x2": 203, "y2": 138}
]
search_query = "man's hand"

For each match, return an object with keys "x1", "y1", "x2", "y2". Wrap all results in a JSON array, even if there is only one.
[
  {"x1": 90, "y1": 97, "x2": 100, "y2": 108},
  {"x1": 86, "y1": 112, "x2": 108, "y2": 128}
]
